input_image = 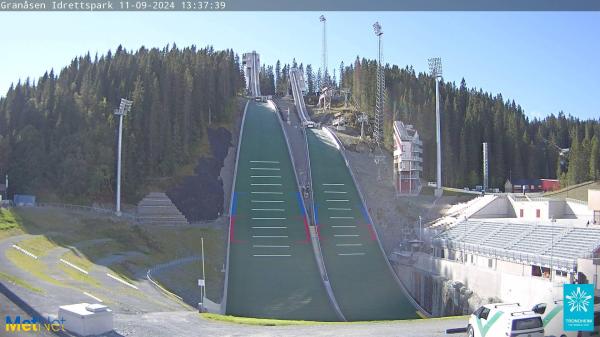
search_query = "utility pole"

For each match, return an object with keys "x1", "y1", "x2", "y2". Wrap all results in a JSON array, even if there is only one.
[
  {"x1": 114, "y1": 98, "x2": 133, "y2": 216},
  {"x1": 428, "y1": 57, "x2": 443, "y2": 197}
]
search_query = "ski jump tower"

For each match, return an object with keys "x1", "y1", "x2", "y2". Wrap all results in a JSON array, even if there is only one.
[{"x1": 242, "y1": 51, "x2": 261, "y2": 97}]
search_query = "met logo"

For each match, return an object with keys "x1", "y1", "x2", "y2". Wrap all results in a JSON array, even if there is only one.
[
  {"x1": 563, "y1": 283, "x2": 595, "y2": 331},
  {"x1": 5, "y1": 315, "x2": 66, "y2": 333}
]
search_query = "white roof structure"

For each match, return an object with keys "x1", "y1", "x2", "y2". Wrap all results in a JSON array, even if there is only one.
[{"x1": 433, "y1": 220, "x2": 600, "y2": 271}]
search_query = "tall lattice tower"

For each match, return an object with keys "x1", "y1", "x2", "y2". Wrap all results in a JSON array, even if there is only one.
[
  {"x1": 373, "y1": 22, "x2": 385, "y2": 148},
  {"x1": 320, "y1": 15, "x2": 328, "y2": 86}
]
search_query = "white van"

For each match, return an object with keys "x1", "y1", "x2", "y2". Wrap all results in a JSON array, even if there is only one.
[
  {"x1": 468, "y1": 303, "x2": 544, "y2": 337},
  {"x1": 533, "y1": 301, "x2": 600, "y2": 337}
]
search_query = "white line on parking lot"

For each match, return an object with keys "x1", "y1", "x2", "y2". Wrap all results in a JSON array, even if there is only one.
[
  {"x1": 338, "y1": 253, "x2": 365, "y2": 256},
  {"x1": 252, "y1": 226, "x2": 287, "y2": 229},
  {"x1": 251, "y1": 183, "x2": 282, "y2": 186},
  {"x1": 324, "y1": 191, "x2": 347, "y2": 194},
  {"x1": 336, "y1": 243, "x2": 363, "y2": 247},
  {"x1": 252, "y1": 209, "x2": 285, "y2": 211},
  {"x1": 250, "y1": 160, "x2": 280, "y2": 163},
  {"x1": 251, "y1": 200, "x2": 284, "y2": 203},
  {"x1": 326, "y1": 199, "x2": 349, "y2": 202},
  {"x1": 106, "y1": 273, "x2": 138, "y2": 289},
  {"x1": 60, "y1": 259, "x2": 89, "y2": 275},
  {"x1": 330, "y1": 216, "x2": 354, "y2": 219},
  {"x1": 83, "y1": 292, "x2": 103, "y2": 302},
  {"x1": 252, "y1": 235, "x2": 289, "y2": 238},
  {"x1": 251, "y1": 175, "x2": 281, "y2": 178},
  {"x1": 251, "y1": 167, "x2": 281, "y2": 171},
  {"x1": 334, "y1": 234, "x2": 360, "y2": 237},
  {"x1": 253, "y1": 254, "x2": 291, "y2": 257},
  {"x1": 328, "y1": 208, "x2": 352, "y2": 211},
  {"x1": 252, "y1": 217, "x2": 286, "y2": 220},
  {"x1": 252, "y1": 191, "x2": 283, "y2": 195},
  {"x1": 332, "y1": 225, "x2": 357, "y2": 228},
  {"x1": 323, "y1": 183, "x2": 345, "y2": 186},
  {"x1": 253, "y1": 245, "x2": 290, "y2": 248}
]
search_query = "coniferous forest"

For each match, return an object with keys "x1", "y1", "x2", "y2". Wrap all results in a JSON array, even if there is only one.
[
  {"x1": 261, "y1": 57, "x2": 600, "y2": 190},
  {"x1": 1, "y1": 46, "x2": 598, "y2": 205},
  {"x1": 0, "y1": 45, "x2": 244, "y2": 203}
]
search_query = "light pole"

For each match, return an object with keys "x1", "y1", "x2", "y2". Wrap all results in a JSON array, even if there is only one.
[
  {"x1": 428, "y1": 57, "x2": 443, "y2": 197},
  {"x1": 114, "y1": 98, "x2": 133, "y2": 216},
  {"x1": 198, "y1": 237, "x2": 206, "y2": 312},
  {"x1": 418, "y1": 215, "x2": 423, "y2": 242},
  {"x1": 373, "y1": 22, "x2": 384, "y2": 148}
]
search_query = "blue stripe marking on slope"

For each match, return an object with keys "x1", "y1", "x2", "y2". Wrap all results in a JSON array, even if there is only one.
[
  {"x1": 231, "y1": 192, "x2": 238, "y2": 216},
  {"x1": 296, "y1": 192, "x2": 306, "y2": 216},
  {"x1": 359, "y1": 203, "x2": 370, "y2": 224}
]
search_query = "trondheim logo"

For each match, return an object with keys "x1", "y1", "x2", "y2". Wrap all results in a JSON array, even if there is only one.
[{"x1": 566, "y1": 286, "x2": 593, "y2": 313}]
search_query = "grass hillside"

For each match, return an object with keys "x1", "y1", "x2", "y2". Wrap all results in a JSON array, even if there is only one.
[{"x1": 543, "y1": 181, "x2": 600, "y2": 201}]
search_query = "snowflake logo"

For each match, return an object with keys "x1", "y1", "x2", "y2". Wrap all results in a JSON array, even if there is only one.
[{"x1": 566, "y1": 286, "x2": 593, "y2": 313}]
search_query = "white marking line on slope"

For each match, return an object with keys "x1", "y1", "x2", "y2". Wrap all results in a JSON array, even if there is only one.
[
  {"x1": 11, "y1": 245, "x2": 38, "y2": 259},
  {"x1": 253, "y1": 255, "x2": 291, "y2": 257},
  {"x1": 251, "y1": 192, "x2": 283, "y2": 195},
  {"x1": 251, "y1": 200, "x2": 284, "y2": 203},
  {"x1": 328, "y1": 208, "x2": 352, "y2": 211},
  {"x1": 251, "y1": 226, "x2": 287, "y2": 229},
  {"x1": 324, "y1": 191, "x2": 347, "y2": 194},
  {"x1": 326, "y1": 199, "x2": 349, "y2": 202},
  {"x1": 83, "y1": 292, "x2": 103, "y2": 303},
  {"x1": 338, "y1": 253, "x2": 366, "y2": 256},
  {"x1": 252, "y1": 217, "x2": 286, "y2": 220},
  {"x1": 251, "y1": 176, "x2": 281, "y2": 178},
  {"x1": 330, "y1": 216, "x2": 354, "y2": 219},
  {"x1": 332, "y1": 225, "x2": 357, "y2": 228},
  {"x1": 334, "y1": 234, "x2": 360, "y2": 237},
  {"x1": 106, "y1": 273, "x2": 138, "y2": 289},
  {"x1": 251, "y1": 183, "x2": 282, "y2": 186},
  {"x1": 250, "y1": 160, "x2": 280, "y2": 163},
  {"x1": 60, "y1": 259, "x2": 89, "y2": 275},
  {"x1": 323, "y1": 183, "x2": 345, "y2": 186},
  {"x1": 253, "y1": 245, "x2": 290, "y2": 248},
  {"x1": 252, "y1": 235, "x2": 289, "y2": 238},
  {"x1": 250, "y1": 168, "x2": 281, "y2": 171},
  {"x1": 336, "y1": 243, "x2": 363, "y2": 247},
  {"x1": 252, "y1": 208, "x2": 285, "y2": 211}
]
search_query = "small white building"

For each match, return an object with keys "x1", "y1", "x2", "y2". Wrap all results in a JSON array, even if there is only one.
[
  {"x1": 393, "y1": 121, "x2": 423, "y2": 195},
  {"x1": 59, "y1": 303, "x2": 113, "y2": 336}
]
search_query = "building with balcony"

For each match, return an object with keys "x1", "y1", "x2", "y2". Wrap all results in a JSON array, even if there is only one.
[{"x1": 393, "y1": 121, "x2": 422, "y2": 195}]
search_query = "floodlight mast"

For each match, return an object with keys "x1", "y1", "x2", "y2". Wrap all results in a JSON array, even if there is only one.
[
  {"x1": 114, "y1": 98, "x2": 133, "y2": 216},
  {"x1": 428, "y1": 57, "x2": 443, "y2": 197},
  {"x1": 373, "y1": 22, "x2": 384, "y2": 148},
  {"x1": 320, "y1": 15, "x2": 328, "y2": 86}
]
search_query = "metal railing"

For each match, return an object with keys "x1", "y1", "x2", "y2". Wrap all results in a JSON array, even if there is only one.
[{"x1": 35, "y1": 202, "x2": 136, "y2": 219}]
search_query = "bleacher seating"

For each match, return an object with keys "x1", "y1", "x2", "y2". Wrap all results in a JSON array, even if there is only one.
[{"x1": 435, "y1": 220, "x2": 600, "y2": 268}]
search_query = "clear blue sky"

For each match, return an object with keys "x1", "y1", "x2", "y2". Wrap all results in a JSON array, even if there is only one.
[{"x1": 0, "y1": 11, "x2": 598, "y2": 119}]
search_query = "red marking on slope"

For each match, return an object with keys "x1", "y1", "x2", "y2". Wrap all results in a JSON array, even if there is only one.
[
  {"x1": 365, "y1": 224, "x2": 377, "y2": 241},
  {"x1": 301, "y1": 216, "x2": 311, "y2": 243},
  {"x1": 229, "y1": 215, "x2": 244, "y2": 244}
]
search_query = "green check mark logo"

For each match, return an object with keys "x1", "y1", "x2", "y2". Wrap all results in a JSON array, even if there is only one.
[
  {"x1": 476, "y1": 312, "x2": 503, "y2": 337},
  {"x1": 542, "y1": 304, "x2": 563, "y2": 327}
]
